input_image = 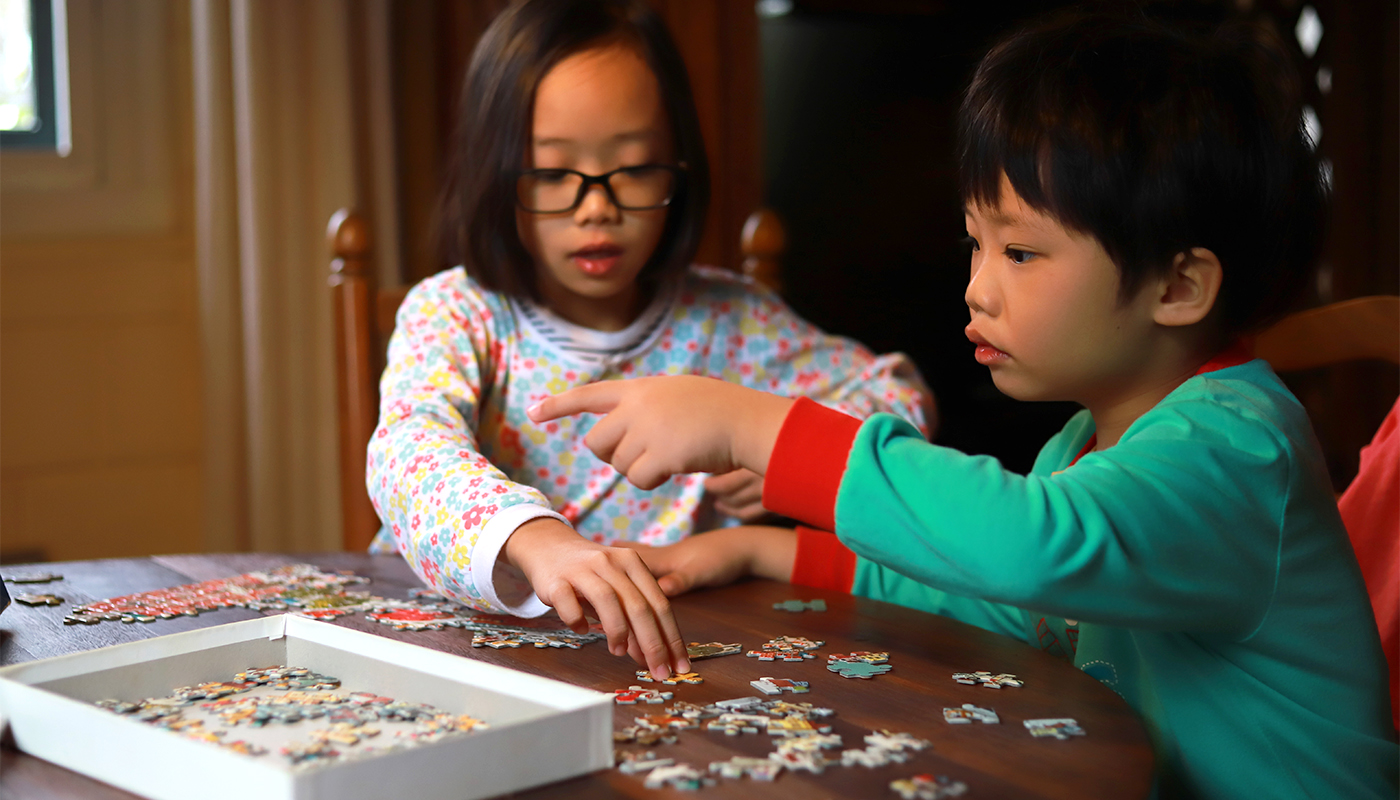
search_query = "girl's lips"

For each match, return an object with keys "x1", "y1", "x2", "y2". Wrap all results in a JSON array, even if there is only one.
[{"x1": 570, "y1": 245, "x2": 623, "y2": 277}]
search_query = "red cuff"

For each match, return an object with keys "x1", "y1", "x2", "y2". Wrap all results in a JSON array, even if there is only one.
[
  {"x1": 762, "y1": 397, "x2": 862, "y2": 531},
  {"x1": 791, "y1": 526, "x2": 857, "y2": 592}
]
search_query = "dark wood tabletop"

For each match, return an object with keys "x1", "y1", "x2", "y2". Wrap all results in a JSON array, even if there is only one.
[{"x1": 0, "y1": 553, "x2": 1154, "y2": 799}]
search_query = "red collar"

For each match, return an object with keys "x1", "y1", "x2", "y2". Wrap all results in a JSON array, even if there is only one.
[{"x1": 1067, "y1": 340, "x2": 1251, "y2": 468}]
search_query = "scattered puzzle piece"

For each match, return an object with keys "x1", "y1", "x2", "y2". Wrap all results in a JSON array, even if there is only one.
[
  {"x1": 705, "y1": 712, "x2": 771, "y2": 735},
  {"x1": 3, "y1": 572, "x2": 62, "y2": 584},
  {"x1": 613, "y1": 685, "x2": 673, "y2": 705},
  {"x1": 636, "y1": 669, "x2": 703, "y2": 685},
  {"x1": 1023, "y1": 718, "x2": 1085, "y2": 740},
  {"x1": 685, "y1": 641, "x2": 743, "y2": 660},
  {"x1": 943, "y1": 704, "x2": 999, "y2": 724},
  {"x1": 616, "y1": 750, "x2": 675, "y2": 774},
  {"x1": 772, "y1": 599, "x2": 827, "y2": 612},
  {"x1": 750, "y1": 677, "x2": 810, "y2": 695},
  {"x1": 14, "y1": 593, "x2": 63, "y2": 606},
  {"x1": 643, "y1": 762, "x2": 712, "y2": 790},
  {"x1": 865, "y1": 730, "x2": 931, "y2": 754},
  {"x1": 951, "y1": 670, "x2": 1023, "y2": 688},
  {"x1": 709, "y1": 755, "x2": 782, "y2": 780},
  {"x1": 890, "y1": 773, "x2": 969, "y2": 799},
  {"x1": 827, "y1": 659, "x2": 893, "y2": 679}
]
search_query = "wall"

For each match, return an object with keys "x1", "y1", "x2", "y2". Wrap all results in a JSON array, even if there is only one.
[{"x1": 0, "y1": 0, "x2": 203, "y2": 562}]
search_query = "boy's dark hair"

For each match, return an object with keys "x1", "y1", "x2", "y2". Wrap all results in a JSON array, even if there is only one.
[
  {"x1": 437, "y1": 0, "x2": 709, "y2": 300},
  {"x1": 958, "y1": 11, "x2": 1326, "y2": 337}
]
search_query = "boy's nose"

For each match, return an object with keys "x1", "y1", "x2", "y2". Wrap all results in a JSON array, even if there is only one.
[
  {"x1": 965, "y1": 258, "x2": 996, "y2": 316},
  {"x1": 574, "y1": 184, "x2": 621, "y2": 225}
]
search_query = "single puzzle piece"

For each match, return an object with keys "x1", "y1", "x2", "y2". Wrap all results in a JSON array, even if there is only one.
[
  {"x1": 943, "y1": 704, "x2": 1000, "y2": 724},
  {"x1": 827, "y1": 659, "x2": 893, "y2": 679},
  {"x1": 761, "y1": 700, "x2": 834, "y2": 719},
  {"x1": 842, "y1": 746, "x2": 897, "y2": 768},
  {"x1": 772, "y1": 599, "x2": 827, "y2": 612},
  {"x1": 750, "y1": 677, "x2": 809, "y2": 695},
  {"x1": 890, "y1": 773, "x2": 970, "y2": 799},
  {"x1": 614, "y1": 726, "x2": 678, "y2": 746},
  {"x1": 471, "y1": 633, "x2": 525, "y2": 649},
  {"x1": 685, "y1": 641, "x2": 742, "y2": 660},
  {"x1": 1023, "y1": 718, "x2": 1085, "y2": 740},
  {"x1": 613, "y1": 685, "x2": 673, "y2": 705}
]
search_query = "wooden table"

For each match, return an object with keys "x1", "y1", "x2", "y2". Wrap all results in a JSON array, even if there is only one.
[{"x1": 0, "y1": 554, "x2": 1154, "y2": 799}]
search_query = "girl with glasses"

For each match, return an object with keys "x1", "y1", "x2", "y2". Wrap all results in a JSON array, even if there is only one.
[{"x1": 367, "y1": 0, "x2": 933, "y2": 681}]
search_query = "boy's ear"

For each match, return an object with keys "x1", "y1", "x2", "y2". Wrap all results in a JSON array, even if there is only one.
[{"x1": 1152, "y1": 248, "x2": 1222, "y2": 327}]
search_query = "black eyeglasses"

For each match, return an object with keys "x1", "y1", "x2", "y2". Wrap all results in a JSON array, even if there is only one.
[{"x1": 515, "y1": 164, "x2": 685, "y2": 214}]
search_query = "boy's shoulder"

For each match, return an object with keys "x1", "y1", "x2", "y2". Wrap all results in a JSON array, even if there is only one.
[{"x1": 1144, "y1": 358, "x2": 1313, "y2": 457}]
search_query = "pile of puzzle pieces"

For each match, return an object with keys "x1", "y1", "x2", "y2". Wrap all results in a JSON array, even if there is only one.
[
  {"x1": 63, "y1": 565, "x2": 376, "y2": 626},
  {"x1": 91, "y1": 665, "x2": 489, "y2": 767}
]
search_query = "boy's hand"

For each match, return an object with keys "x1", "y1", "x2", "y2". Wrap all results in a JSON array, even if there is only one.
[
  {"x1": 704, "y1": 468, "x2": 769, "y2": 522},
  {"x1": 503, "y1": 518, "x2": 690, "y2": 679},
  {"x1": 527, "y1": 376, "x2": 795, "y2": 490},
  {"x1": 619, "y1": 526, "x2": 798, "y2": 596}
]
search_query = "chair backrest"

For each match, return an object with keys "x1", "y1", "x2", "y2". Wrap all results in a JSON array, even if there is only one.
[
  {"x1": 1254, "y1": 295, "x2": 1400, "y2": 371},
  {"x1": 329, "y1": 207, "x2": 789, "y2": 551}
]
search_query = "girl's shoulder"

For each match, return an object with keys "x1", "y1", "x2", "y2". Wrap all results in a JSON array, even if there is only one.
[{"x1": 399, "y1": 267, "x2": 514, "y2": 320}]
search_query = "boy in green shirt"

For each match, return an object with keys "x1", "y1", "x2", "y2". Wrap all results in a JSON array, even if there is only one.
[{"x1": 529, "y1": 10, "x2": 1398, "y2": 799}]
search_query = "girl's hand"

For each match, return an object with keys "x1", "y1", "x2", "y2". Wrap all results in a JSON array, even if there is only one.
[
  {"x1": 503, "y1": 518, "x2": 690, "y2": 680},
  {"x1": 704, "y1": 468, "x2": 769, "y2": 522},
  {"x1": 618, "y1": 525, "x2": 798, "y2": 596},
  {"x1": 527, "y1": 376, "x2": 795, "y2": 490}
]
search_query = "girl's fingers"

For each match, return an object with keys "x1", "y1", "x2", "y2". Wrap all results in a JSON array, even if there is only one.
[
  {"x1": 583, "y1": 414, "x2": 627, "y2": 464},
  {"x1": 527, "y1": 383, "x2": 619, "y2": 423},
  {"x1": 546, "y1": 583, "x2": 587, "y2": 632},
  {"x1": 619, "y1": 556, "x2": 690, "y2": 673},
  {"x1": 702, "y1": 470, "x2": 750, "y2": 494},
  {"x1": 569, "y1": 573, "x2": 632, "y2": 657}
]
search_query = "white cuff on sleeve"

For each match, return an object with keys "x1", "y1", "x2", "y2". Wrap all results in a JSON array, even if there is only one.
[{"x1": 471, "y1": 503, "x2": 570, "y2": 618}]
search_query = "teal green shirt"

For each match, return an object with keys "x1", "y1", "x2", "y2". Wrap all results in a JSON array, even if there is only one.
[{"x1": 820, "y1": 361, "x2": 1396, "y2": 798}]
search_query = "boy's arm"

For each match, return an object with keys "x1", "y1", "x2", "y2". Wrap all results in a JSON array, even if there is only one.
[{"x1": 767, "y1": 399, "x2": 1288, "y2": 635}]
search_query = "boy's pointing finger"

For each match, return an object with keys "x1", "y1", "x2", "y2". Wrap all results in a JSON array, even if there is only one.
[{"x1": 527, "y1": 383, "x2": 619, "y2": 423}]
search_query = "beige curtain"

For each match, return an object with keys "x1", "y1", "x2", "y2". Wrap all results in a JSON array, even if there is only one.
[{"x1": 191, "y1": 0, "x2": 400, "y2": 552}]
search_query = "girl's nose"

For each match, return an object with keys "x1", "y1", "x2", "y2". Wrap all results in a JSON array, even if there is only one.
[{"x1": 574, "y1": 183, "x2": 621, "y2": 225}]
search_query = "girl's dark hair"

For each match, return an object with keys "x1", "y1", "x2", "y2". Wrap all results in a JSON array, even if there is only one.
[
  {"x1": 437, "y1": 0, "x2": 709, "y2": 301},
  {"x1": 958, "y1": 10, "x2": 1327, "y2": 337}
]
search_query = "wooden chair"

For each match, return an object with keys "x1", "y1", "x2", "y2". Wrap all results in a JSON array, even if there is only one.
[
  {"x1": 1254, "y1": 295, "x2": 1399, "y2": 371},
  {"x1": 330, "y1": 207, "x2": 790, "y2": 550}
]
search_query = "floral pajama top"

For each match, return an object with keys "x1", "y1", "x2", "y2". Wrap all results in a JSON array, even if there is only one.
[{"x1": 367, "y1": 265, "x2": 931, "y2": 615}]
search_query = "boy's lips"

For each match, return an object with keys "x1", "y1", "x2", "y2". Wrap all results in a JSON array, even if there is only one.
[
  {"x1": 569, "y1": 243, "x2": 624, "y2": 277},
  {"x1": 966, "y1": 328, "x2": 1010, "y2": 365}
]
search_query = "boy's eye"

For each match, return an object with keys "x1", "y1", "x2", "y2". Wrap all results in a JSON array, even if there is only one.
[
  {"x1": 532, "y1": 169, "x2": 573, "y2": 185},
  {"x1": 1005, "y1": 247, "x2": 1035, "y2": 264},
  {"x1": 959, "y1": 235, "x2": 979, "y2": 253}
]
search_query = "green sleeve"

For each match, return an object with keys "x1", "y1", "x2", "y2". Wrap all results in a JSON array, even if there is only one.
[
  {"x1": 834, "y1": 390, "x2": 1289, "y2": 636},
  {"x1": 851, "y1": 558, "x2": 1031, "y2": 642}
]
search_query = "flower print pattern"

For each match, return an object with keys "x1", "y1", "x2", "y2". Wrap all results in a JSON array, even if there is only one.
[{"x1": 367, "y1": 265, "x2": 932, "y2": 613}]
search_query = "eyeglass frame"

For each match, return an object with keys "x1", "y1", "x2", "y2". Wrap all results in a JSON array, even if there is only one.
[{"x1": 514, "y1": 162, "x2": 687, "y2": 214}]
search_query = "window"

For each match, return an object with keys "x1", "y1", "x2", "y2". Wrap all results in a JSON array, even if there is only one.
[{"x1": 0, "y1": 0, "x2": 68, "y2": 153}]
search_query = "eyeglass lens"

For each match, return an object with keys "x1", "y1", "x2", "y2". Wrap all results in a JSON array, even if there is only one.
[{"x1": 518, "y1": 167, "x2": 676, "y2": 213}]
